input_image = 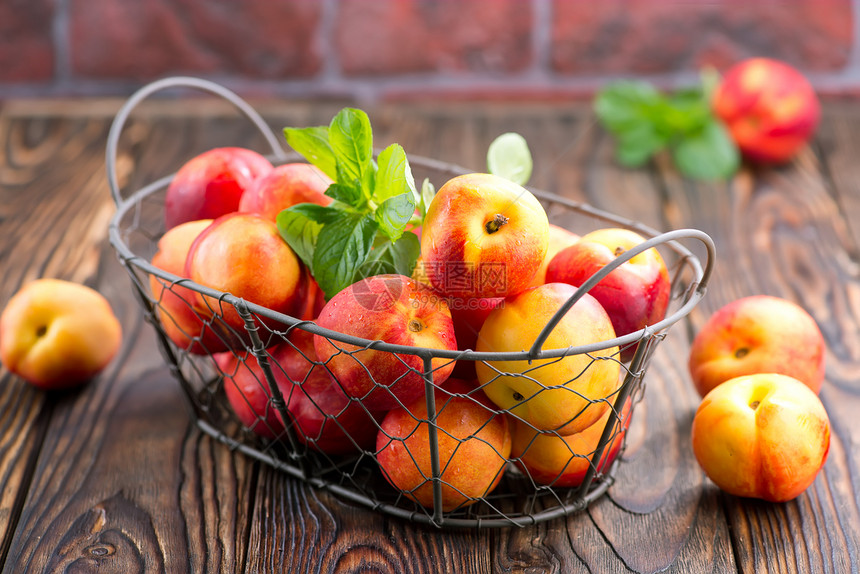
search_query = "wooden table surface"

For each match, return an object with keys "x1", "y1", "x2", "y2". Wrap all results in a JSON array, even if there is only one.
[{"x1": 1, "y1": 93, "x2": 859, "y2": 573}]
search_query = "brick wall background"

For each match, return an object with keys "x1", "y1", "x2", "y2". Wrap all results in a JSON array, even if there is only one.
[{"x1": 2, "y1": 0, "x2": 858, "y2": 103}]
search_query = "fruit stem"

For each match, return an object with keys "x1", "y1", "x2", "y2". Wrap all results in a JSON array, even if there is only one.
[{"x1": 486, "y1": 213, "x2": 509, "y2": 234}]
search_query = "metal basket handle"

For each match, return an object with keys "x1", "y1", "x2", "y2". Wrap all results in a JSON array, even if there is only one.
[
  {"x1": 526, "y1": 228, "x2": 716, "y2": 359},
  {"x1": 105, "y1": 76, "x2": 288, "y2": 207}
]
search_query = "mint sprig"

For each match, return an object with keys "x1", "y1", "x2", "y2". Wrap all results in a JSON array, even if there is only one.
[
  {"x1": 594, "y1": 74, "x2": 739, "y2": 180},
  {"x1": 278, "y1": 108, "x2": 421, "y2": 300}
]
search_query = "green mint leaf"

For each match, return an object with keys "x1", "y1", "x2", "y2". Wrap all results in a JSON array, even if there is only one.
[
  {"x1": 672, "y1": 119, "x2": 740, "y2": 180},
  {"x1": 325, "y1": 181, "x2": 365, "y2": 208},
  {"x1": 282, "y1": 126, "x2": 337, "y2": 181},
  {"x1": 329, "y1": 108, "x2": 375, "y2": 197},
  {"x1": 276, "y1": 207, "x2": 324, "y2": 268},
  {"x1": 374, "y1": 192, "x2": 416, "y2": 242},
  {"x1": 282, "y1": 203, "x2": 340, "y2": 224},
  {"x1": 419, "y1": 178, "x2": 436, "y2": 218},
  {"x1": 663, "y1": 89, "x2": 711, "y2": 135},
  {"x1": 487, "y1": 132, "x2": 533, "y2": 185},
  {"x1": 615, "y1": 122, "x2": 667, "y2": 167},
  {"x1": 594, "y1": 81, "x2": 663, "y2": 134},
  {"x1": 355, "y1": 232, "x2": 421, "y2": 281},
  {"x1": 313, "y1": 213, "x2": 379, "y2": 299},
  {"x1": 374, "y1": 143, "x2": 418, "y2": 204}
]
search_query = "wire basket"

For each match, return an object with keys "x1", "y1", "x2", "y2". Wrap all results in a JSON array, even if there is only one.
[{"x1": 107, "y1": 77, "x2": 715, "y2": 529}]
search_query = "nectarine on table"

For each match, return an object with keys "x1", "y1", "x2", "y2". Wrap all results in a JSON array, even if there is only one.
[
  {"x1": 688, "y1": 295, "x2": 825, "y2": 397},
  {"x1": 712, "y1": 57, "x2": 820, "y2": 165},
  {"x1": 0, "y1": 279, "x2": 122, "y2": 390},
  {"x1": 691, "y1": 373, "x2": 830, "y2": 503}
]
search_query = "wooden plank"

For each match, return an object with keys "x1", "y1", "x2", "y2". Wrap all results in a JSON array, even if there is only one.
[
  {"x1": 0, "y1": 114, "x2": 258, "y2": 572},
  {"x1": 0, "y1": 112, "x2": 98, "y2": 562},
  {"x1": 657, "y1": 134, "x2": 860, "y2": 574},
  {"x1": 8, "y1": 99, "x2": 856, "y2": 572},
  {"x1": 813, "y1": 104, "x2": 860, "y2": 250}
]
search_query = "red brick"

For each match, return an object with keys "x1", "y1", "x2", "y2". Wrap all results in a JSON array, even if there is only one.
[
  {"x1": 70, "y1": 0, "x2": 322, "y2": 81},
  {"x1": 336, "y1": 0, "x2": 534, "y2": 76},
  {"x1": 551, "y1": 0, "x2": 852, "y2": 76},
  {"x1": 0, "y1": 0, "x2": 54, "y2": 83}
]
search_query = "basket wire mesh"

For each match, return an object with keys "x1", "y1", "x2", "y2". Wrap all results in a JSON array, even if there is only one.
[{"x1": 106, "y1": 77, "x2": 715, "y2": 528}]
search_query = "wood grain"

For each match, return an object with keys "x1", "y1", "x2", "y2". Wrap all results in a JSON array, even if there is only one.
[
  {"x1": 1, "y1": 98, "x2": 858, "y2": 573},
  {"x1": 658, "y1": 139, "x2": 860, "y2": 574}
]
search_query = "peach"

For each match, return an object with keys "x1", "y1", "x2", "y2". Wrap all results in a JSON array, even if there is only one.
[
  {"x1": 165, "y1": 147, "x2": 273, "y2": 229},
  {"x1": 185, "y1": 212, "x2": 304, "y2": 341},
  {"x1": 238, "y1": 162, "x2": 333, "y2": 222},
  {"x1": 712, "y1": 58, "x2": 821, "y2": 164},
  {"x1": 149, "y1": 219, "x2": 241, "y2": 354},
  {"x1": 275, "y1": 327, "x2": 381, "y2": 455},
  {"x1": 527, "y1": 223, "x2": 580, "y2": 288},
  {"x1": 511, "y1": 398, "x2": 632, "y2": 487},
  {"x1": 420, "y1": 173, "x2": 549, "y2": 298},
  {"x1": 691, "y1": 373, "x2": 830, "y2": 502},
  {"x1": 447, "y1": 295, "x2": 505, "y2": 380},
  {"x1": 376, "y1": 378, "x2": 511, "y2": 511},
  {"x1": 0, "y1": 279, "x2": 122, "y2": 390},
  {"x1": 546, "y1": 228, "x2": 670, "y2": 361},
  {"x1": 217, "y1": 331, "x2": 379, "y2": 453},
  {"x1": 476, "y1": 283, "x2": 621, "y2": 436},
  {"x1": 216, "y1": 349, "x2": 290, "y2": 440},
  {"x1": 688, "y1": 295, "x2": 826, "y2": 397},
  {"x1": 313, "y1": 274, "x2": 457, "y2": 411}
]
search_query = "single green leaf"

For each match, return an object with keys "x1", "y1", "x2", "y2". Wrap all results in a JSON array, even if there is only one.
[
  {"x1": 672, "y1": 119, "x2": 740, "y2": 180},
  {"x1": 419, "y1": 178, "x2": 436, "y2": 217},
  {"x1": 487, "y1": 132, "x2": 533, "y2": 185},
  {"x1": 374, "y1": 192, "x2": 416, "y2": 242},
  {"x1": 614, "y1": 122, "x2": 667, "y2": 167},
  {"x1": 325, "y1": 181, "x2": 364, "y2": 209},
  {"x1": 594, "y1": 81, "x2": 663, "y2": 133},
  {"x1": 374, "y1": 143, "x2": 418, "y2": 204},
  {"x1": 313, "y1": 214, "x2": 379, "y2": 300},
  {"x1": 276, "y1": 207, "x2": 324, "y2": 268},
  {"x1": 663, "y1": 89, "x2": 711, "y2": 134},
  {"x1": 355, "y1": 232, "x2": 421, "y2": 280},
  {"x1": 329, "y1": 108, "x2": 375, "y2": 196},
  {"x1": 282, "y1": 126, "x2": 337, "y2": 181},
  {"x1": 283, "y1": 202, "x2": 341, "y2": 224}
]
